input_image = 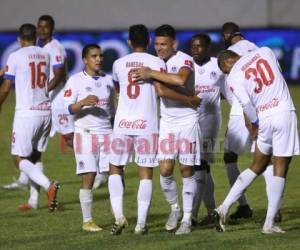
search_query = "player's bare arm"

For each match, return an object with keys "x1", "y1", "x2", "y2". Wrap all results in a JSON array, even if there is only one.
[
  {"x1": 0, "y1": 79, "x2": 12, "y2": 108},
  {"x1": 47, "y1": 65, "x2": 66, "y2": 91},
  {"x1": 69, "y1": 95, "x2": 98, "y2": 113},
  {"x1": 133, "y1": 67, "x2": 191, "y2": 86},
  {"x1": 154, "y1": 81, "x2": 201, "y2": 108},
  {"x1": 0, "y1": 69, "x2": 4, "y2": 77}
]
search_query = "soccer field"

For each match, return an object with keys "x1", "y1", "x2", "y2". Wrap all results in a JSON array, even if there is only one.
[{"x1": 0, "y1": 86, "x2": 300, "y2": 250}]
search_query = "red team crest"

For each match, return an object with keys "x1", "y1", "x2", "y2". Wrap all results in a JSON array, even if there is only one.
[
  {"x1": 184, "y1": 60, "x2": 193, "y2": 68},
  {"x1": 64, "y1": 89, "x2": 72, "y2": 97}
]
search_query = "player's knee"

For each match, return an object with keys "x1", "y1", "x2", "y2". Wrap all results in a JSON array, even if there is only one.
[
  {"x1": 223, "y1": 152, "x2": 238, "y2": 163},
  {"x1": 180, "y1": 165, "x2": 194, "y2": 177},
  {"x1": 63, "y1": 133, "x2": 74, "y2": 148}
]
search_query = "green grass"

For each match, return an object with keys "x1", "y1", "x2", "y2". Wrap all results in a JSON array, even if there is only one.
[{"x1": 1, "y1": 87, "x2": 300, "y2": 250}]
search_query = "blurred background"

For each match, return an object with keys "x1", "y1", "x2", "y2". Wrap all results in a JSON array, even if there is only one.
[{"x1": 1, "y1": 0, "x2": 300, "y2": 82}]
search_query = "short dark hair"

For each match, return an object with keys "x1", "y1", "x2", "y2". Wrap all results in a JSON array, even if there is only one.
[
  {"x1": 19, "y1": 23, "x2": 36, "y2": 41},
  {"x1": 155, "y1": 24, "x2": 176, "y2": 39},
  {"x1": 217, "y1": 50, "x2": 239, "y2": 69},
  {"x1": 191, "y1": 33, "x2": 211, "y2": 47},
  {"x1": 129, "y1": 24, "x2": 149, "y2": 48},
  {"x1": 82, "y1": 44, "x2": 100, "y2": 59},
  {"x1": 38, "y1": 15, "x2": 55, "y2": 29},
  {"x1": 221, "y1": 22, "x2": 240, "y2": 35}
]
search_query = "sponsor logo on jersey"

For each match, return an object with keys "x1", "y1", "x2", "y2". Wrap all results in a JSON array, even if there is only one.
[
  {"x1": 198, "y1": 68, "x2": 205, "y2": 74},
  {"x1": 119, "y1": 119, "x2": 147, "y2": 129}
]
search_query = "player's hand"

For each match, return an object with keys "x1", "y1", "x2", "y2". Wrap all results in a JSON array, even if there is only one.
[
  {"x1": 249, "y1": 124, "x2": 258, "y2": 140},
  {"x1": 188, "y1": 95, "x2": 201, "y2": 109},
  {"x1": 132, "y1": 67, "x2": 152, "y2": 81},
  {"x1": 81, "y1": 95, "x2": 99, "y2": 106}
]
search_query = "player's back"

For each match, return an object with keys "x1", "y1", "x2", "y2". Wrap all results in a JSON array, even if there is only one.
[
  {"x1": 112, "y1": 52, "x2": 164, "y2": 135},
  {"x1": 6, "y1": 46, "x2": 50, "y2": 115},
  {"x1": 230, "y1": 47, "x2": 295, "y2": 118}
]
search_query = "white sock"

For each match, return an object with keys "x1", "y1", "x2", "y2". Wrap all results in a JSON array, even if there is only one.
[
  {"x1": 27, "y1": 162, "x2": 44, "y2": 208},
  {"x1": 108, "y1": 174, "x2": 124, "y2": 221},
  {"x1": 79, "y1": 189, "x2": 93, "y2": 223},
  {"x1": 137, "y1": 179, "x2": 152, "y2": 227},
  {"x1": 92, "y1": 172, "x2": 108, "y2": 190},
  {"x1": 19, "y1": 159, "x2": 50, "y2": 191},
  {"x1": 264, "y1": 176, "x2": 285, "y2": 228},
  {"x1": 18, "y1": 171, "x2": 29, "y2": 185},
  {"x1": 203, "y1": 171, "x2": 216, "y2": 213},
  {"x1": 182, "y1": 212, "x2": 192, "y2": 223},
  {"x1": 263, "y1": 164, "x2": 273, "y2": 197},
  {"x1": 192, "y1": 170, "x2": 206, "y2": 218},
  {"x1": 160, "y1": 175, "x2": 178, "y2": 206},
  {"x1": 182, "y1": 175, "x2": 197, "y2": 215},
  {"x1": 225, "y1": 162, "x2": 248, "y2": 206},
  {"x1": 222, "y1": 168, "x2": 257, "y2": 213}
]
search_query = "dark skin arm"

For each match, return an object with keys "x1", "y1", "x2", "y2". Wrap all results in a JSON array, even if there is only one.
[
  {"x1": 47, "y1": 64, "x2": 67, "y2": 92},
  {"x1": 0, "y1": 79, "x2": 12, "y2": 109}
]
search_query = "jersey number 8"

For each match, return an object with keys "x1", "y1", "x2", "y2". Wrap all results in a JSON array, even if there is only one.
[{"x1": 127, "y1": 70, "x2": 140, "y2": 99}]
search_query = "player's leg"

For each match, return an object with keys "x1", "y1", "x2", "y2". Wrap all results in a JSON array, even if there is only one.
[
  {"x1": 135, "y1": 166, "x2": 153, "y2": 234},
  {"x1": 159, "y1": 159, "x2": 180, "y2": 231},
  {"x1": 214, "y1": 145, "x2": 270, "y2": 232},
  {"x1": 2, "y1": 170, "x2": 29, "y2": 190},
  {"x1": 109, "y1": 133, "x2": 131, "y2": 235},
  {"x1": 224, "y1": 116, "x2": 252, "y2": 219}
]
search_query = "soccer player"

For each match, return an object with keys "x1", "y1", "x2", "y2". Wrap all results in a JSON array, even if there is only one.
[
  {"x1": 64, "y1": 44, "x2": 115, "y2": 232},
  {"x1": 0, "y1": 23, "x2": 59, "y2": 212},
  {"x1": 221, "y1": 22, "x2": 258, "y2": 219},
  {"x1": 190, "y1": 33, "x2": 226, "y2": 225},
  {"x1": 37, "y1": 15, "x2": 74, "y2": 144},
  {"x1": 109, "y1": 24, "x2": 200, "y2": 236},
  {"x1": 133, "y1": 24, "x2": 201, "y2": 235},
  {"x1": 214, "y1": 47, "x2": 299, "y2": 234}
]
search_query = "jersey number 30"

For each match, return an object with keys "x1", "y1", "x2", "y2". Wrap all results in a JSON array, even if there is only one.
[
  {"x1": 127, "y1": 70, "x2": 140, "y2": 99},
  {"x1": 29, "y1": 61, "x2": 47, "y2": 89},
  {"x1": 245, "y1": 59, "x2": 275, "y2": 94}
]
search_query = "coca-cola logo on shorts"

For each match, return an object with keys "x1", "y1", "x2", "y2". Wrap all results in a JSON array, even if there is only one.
[{"x1": 119, "y1": 119, "x2": 147, "y2": 129}]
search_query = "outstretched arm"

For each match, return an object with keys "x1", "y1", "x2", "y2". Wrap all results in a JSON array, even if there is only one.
[
  {"x1": 133, "y1": 67, "x2": 191, "y2": 86},
  {"x1": 154, "y1": 82, "x2": 201, "y2": 108}
]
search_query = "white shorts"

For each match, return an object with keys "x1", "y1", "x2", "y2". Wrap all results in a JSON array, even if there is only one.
[
  {"x1": 257, "y1": 111, "x2": 299, "y2": 157},
  {"x1": 50, "y1": 108, "x2": 74, "y2": 137},
  {"x1": 74, "y1": 128, "x2": 111, "y2": 175},
  {"x1": 199, "y1": 113, "x2": 221, "y2": 163},
  {"x1": 11, "y1": 114, "x2": 51, "y2": 157},
  {"x1": 109, "y1": 133, "x2": 158, "y2": 168},
  {"x1": 158, "y1": 120, "x2": 201, "y2": 166},
  {"x1": 224, "y1": 115, "x2": 252, "y2": 155}
]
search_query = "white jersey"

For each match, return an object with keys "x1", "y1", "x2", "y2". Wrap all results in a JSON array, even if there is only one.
[
  {"x1": 41, "y1": 39, "x2": 67, "y2": 108},
  {"x1": 4, "y1": 46, "x2": 51, "y2": 116},
  {"x1": 227, "y1": 47, "x2": 295, "y2": 122},
  {"x1": 112, "y1": 52, "x2": 165, "y2": 135},
  {"x1": 64, "y1": 71, "x2": 115, "y2": 133},
  {"x1": 161, "y1": 51, "x2": 199, "y2": 124},
  {"x1": 194, "y1": 57, "x2": 225, "y2": 117},
  {"x1": 227, "y1": 39, "x2": 258, "y2": 116}
]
